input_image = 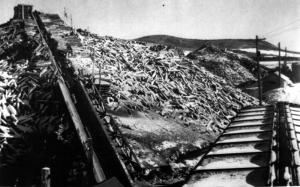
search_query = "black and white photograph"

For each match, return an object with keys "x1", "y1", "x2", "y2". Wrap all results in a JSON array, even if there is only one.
[{"x1": 0, "y1": 0, "x2": 300, "y2": 186}]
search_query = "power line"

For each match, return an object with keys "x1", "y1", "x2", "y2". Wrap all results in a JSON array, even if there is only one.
[
  {"x1": 267, "y1": 26, "x2": 300, "y2": 39},
  {"x1": 263, "y1": 18, "x2": 300, "y2": 36},
  {"x1": 264, "y1": 23, "x2": 300, "y2": 38}
]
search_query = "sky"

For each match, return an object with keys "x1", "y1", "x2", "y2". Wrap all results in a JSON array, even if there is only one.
[{"x1": 1, "y1": 0, "x2": 300, "y2": 51}]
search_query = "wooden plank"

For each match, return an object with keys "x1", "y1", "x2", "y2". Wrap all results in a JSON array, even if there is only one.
[
  {"x1": 58, "y1": 79, "x2": 106, "y2": 183},
  {"x1": 41, "y1": 167, "x2": 50, "y2": 187}
]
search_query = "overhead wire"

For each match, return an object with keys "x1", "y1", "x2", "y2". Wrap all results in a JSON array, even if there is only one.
[
  {"x1": 266, "y1": 26, "x2": 300, "y2": 39},
  {"x1": 263, "y1": 18, "x2": 300, "y2": 36}
]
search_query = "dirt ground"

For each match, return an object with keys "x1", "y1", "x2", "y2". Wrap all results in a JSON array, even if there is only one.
[{"x1": 109, "y1": 108, "x2": 215, "y2": 168}]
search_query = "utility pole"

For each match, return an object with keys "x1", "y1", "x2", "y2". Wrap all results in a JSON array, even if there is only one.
[
  {"x1": 70, "y1": 14, "x2": 73, "y2": 31},
  {"x1": 256, "y1": 35, "x2": 265, "y2": 106},
  {"x1": 98, "y1": 58, "x2": 101, "y2": 94},
  {"x1": 278, "y1": 42, "x2": 281, "y2": 87},
  {"x1": 21, "y1": 5, "x2": 24, "y2": 20},
  {"x1": 284, "y1": 47, "x2": 287, "y2": 67},
  {"x1": 91, "y1": 46, "x2": 95, "y2": 83}
]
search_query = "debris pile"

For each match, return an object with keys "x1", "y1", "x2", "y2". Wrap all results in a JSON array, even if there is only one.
[
  {"x1": 74, "y1": 31, "x2": 258, "y2": 129},
  {"x1": 187, "y1": 44, "x2": 258, "y2": 86},
  {"x1": 0, "y1": 20, "x2": 90, "y2": 186},
  {"x1": 68, "y1": 30, "x2": 259, "y2": 175}
]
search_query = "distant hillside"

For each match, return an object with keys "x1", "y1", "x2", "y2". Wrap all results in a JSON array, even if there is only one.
[
  {"x1": 135, "y1": 35, "x2": 277, "y2": 51},
  {"x1": 186, "y1": 44, "x2": 263, "y2": 86}
]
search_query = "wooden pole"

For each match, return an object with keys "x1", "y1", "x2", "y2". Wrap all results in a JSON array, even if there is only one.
[
  {"x1": 22, "y1": 5, "x2": 24, "y2": 20},
  {"x1": 284, "y1": 47, "x2": 287, "y2": 67},
  {"x1": 278, "y1": 42, "x2": 281, "y2": 87},
  {"x1": 98, "y1": 60, "x2": 101, "y2": 94},
  {"x1": 92, "y1": 51, "x2": 95, "y2": 83},
  {"x1": 70, "y1": 15, "x2": 73, "y2": 31},
  {"x1": 41, "y1": 167, "x2": 51, "y2": 187},
  {"x1": 256, "y1": 35, "x2": 262, "y2": 106},
  {"x1": 58, "y1": 79, "x2": 106, "y2": 182}
]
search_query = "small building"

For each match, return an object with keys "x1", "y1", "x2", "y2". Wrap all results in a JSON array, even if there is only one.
[{"x1": 13, "y1": 4, "x2": 33, "y2": 20}]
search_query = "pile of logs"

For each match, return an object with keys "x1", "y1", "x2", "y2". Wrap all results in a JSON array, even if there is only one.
[
  {"x1": 0, "y1": 33, "x2": 64, "y2": 165},
  {"x1": 0, "y1": 20, "x2": 90, "y2": 186},
  {"x1": 72, "y1": 31, "x2": 258, "y2": 132},
  {"x1": 64, "y1": 32, "x2": 260, "y2": 184}
]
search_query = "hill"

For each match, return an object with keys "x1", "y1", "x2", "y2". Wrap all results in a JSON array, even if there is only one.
[{"x1": 135, "y1": 35, "x2": 277, "y2": 51}]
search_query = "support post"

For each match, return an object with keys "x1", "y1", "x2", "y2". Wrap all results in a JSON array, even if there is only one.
[
  {"x1": 98, "y1": 60, "x2": 101, "y2": 94},
  {"x1": 22, "y1": 5, "x2": 25, "y2": 20},
  {"x1": 256, "y1": 35, "x2": 263, "y2": 106},
  {"x1": 91, "y1": 51, "x2": 95, "y2": 83},
  {"x1": 41, "y1": 167, "x2": 51, "y2": 187},
  {"x1": 71, "y1": 15, "x2": 73, "y2": 29},
  {"x1": 278, "y1": 42, "x2": 281, "y2": 87},
  {"x1": 284, "y1": 47, "x2": 287, "y2": 67}
]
